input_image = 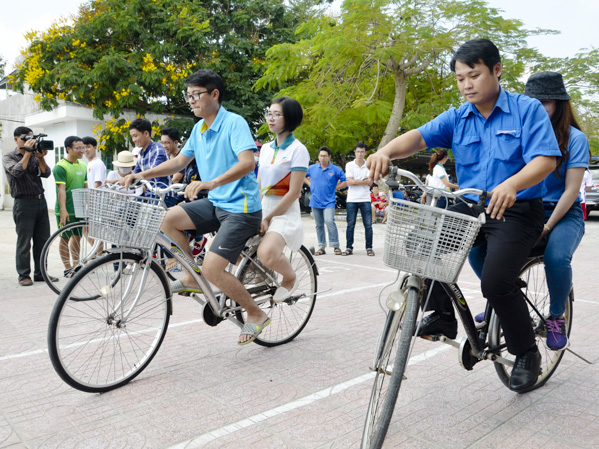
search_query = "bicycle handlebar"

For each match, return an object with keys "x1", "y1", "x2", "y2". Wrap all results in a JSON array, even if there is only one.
[{"x1": 387, "y1": 166, "x2": 492, "y2": 201}]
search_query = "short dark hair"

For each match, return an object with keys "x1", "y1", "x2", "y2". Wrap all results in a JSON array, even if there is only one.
[
  {"x1": 185, "y1": 69, "x2": 225, "y2": 104},
  {"x1": 270, "y1": 96, "x2": 303, "y2": 132},
  {"x1": 370, "y1": 183, "x2": 379, "y2": 191},
  {"x1": 318, "y1": 146, "x2": 331, "y2": 156},
  {"x1": 355, "y1": 142, "x2": 368, "y2": 151},
  {"x1": 160, "y1": 127, "x2": 180, "y2": 142},
  {"x1": 64, "y1": 136, "x2": 83, "y2": 150},
  {"x1": 129, "y1": 118, "x2": 152, "y2": 135},
  {"x1": 14, "y1": 126, "x2": 33, "y2": 137},
  {"x1": 450, "y1": 39, "x2": 501, "y2": 77},
  {"x1": 82, "y1": 136, "x2": 97, "y2": 146}
]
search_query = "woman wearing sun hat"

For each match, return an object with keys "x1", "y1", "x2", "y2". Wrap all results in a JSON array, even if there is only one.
[{"x1": 521, "y1": 71, "x2": 589, "y2": 350}]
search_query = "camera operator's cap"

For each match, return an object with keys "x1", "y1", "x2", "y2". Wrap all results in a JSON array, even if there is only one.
[
  {"x1": 524, "y1": 71, "x2": 571, "y2": 101},
  {"x1": 112, "y1": 151, "x2": 137, "y2": 167}
]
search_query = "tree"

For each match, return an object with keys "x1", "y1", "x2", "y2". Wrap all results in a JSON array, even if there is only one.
[
  {"x1": 255, "y1": 0, "x2": 556, "y2": 156},
  {"x1": 12, "y1": 0, "x2": 304, "y2": 152}
]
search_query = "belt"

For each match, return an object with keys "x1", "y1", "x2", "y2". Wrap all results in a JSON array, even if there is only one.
[{"x1": 16, "y1": 194, "x2": 44, "y2": 200}]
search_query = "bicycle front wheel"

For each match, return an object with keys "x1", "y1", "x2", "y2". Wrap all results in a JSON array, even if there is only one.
[
  {"x1": 489, "y1": 256, "x2": 573, "y2": 393},
  {"x1": 361, "y1": 286, "x2": 419, "y2": 449},
  {"x1": 235, "y1": 245, "x2": 317, "y2": 347},
  {"x1": 40, "y1": 221, "x2": 104, "y2": 295},
  {"x1": 48, "y1": 252, "x2": 171, "y2": 393}
]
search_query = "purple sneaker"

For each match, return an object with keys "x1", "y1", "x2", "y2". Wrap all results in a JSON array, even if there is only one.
[
  {"x1": 474, "y1": 312, "x2": 485, "y2": 323},
  {"x1": 546, "y1": 317, "x2": 568, "y2": 350}
]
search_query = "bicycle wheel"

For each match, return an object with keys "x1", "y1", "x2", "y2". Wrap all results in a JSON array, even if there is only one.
[
  {"x1": 48, "y1": 252, "x2": 171, "y2": 393},
  {"x1": 489, "y1": 256, "x2": 573, "y2": 393},
  {"x1": 40, "y1": 221, "x2": 105, "y2": 295},
  {"x1": 234, "y1": 245, "x2": 317, "y2": 347},
  {"x1": 361, "y1": 286, "x2": 419, "y2": 449}
]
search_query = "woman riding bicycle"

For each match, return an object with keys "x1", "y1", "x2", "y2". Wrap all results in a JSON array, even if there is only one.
[{"x1": 257, "y1": 97, "x2": 310, "y2": 302}]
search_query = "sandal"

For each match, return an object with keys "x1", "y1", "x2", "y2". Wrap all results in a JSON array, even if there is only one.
[
  {"x1": 367, "y1": 249, "x2": 375, "y2": 256},
  {"x1": 341, "y1": 249, "x2": 353, "y2": 256},
  {"x1": 238, "y1": 317, "x2": 272, "y2": 346},
  {"x1": 334, "y1": 247, "x2": 342, "y2": 256},
  {"x1": 314, "y1": 248, "x2": 326, "y2": 256}
]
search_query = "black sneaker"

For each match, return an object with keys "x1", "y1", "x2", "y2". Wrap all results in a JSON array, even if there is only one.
[
  {"x1": 509, "y1": 346, "x2": 541, "y2": 392},
  {"x1": 415, "y1": 311, "x2": 457, "y2": 339}
]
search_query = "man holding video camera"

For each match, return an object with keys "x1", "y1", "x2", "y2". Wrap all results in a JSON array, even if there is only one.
[{"x1": 2, "y1": 127, "x2": 53, "y2": 286}]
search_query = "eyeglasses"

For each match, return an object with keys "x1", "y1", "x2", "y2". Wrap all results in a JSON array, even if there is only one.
[
  {"x1": 184, "y1": 90, "x2": 212, "y2": 102},
  {"x1": 265, "y1": 112, "x2": 284, "y2": 120}
]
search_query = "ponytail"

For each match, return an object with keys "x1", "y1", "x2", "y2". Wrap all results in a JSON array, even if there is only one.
[{"x1": 428, "y1": 149, "x2": 448, "y2": 171}]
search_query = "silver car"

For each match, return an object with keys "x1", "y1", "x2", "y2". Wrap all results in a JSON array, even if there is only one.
[{"x1": 585, "y1": 165, "x2": 599, "y2": 216}]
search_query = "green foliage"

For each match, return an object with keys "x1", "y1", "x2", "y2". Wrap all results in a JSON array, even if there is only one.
[
  {"x1": 256, "y1": 0, "x2": 559, "y2": 156},
  {"x1": 12, "y1": 0, "x2": 303, "y2": 145}
]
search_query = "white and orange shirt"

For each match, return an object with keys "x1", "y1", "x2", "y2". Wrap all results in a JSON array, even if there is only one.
[{"x1": 259, "y1": 134, "x2": 309, "y2": 197}]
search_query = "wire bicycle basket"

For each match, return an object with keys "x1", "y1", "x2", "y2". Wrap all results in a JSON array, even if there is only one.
[
  {"x1": 72, "y1": 189, "x2": 89, "y2": 219},
  {"x1": 383, "y1": 199, "x2": 482, "y2": 284},
  {"x1": 85, "y1": 189, "x2": 167, "y2": 250}
]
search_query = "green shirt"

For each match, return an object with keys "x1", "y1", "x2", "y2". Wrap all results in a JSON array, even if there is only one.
[{"x1": 53, "y1": 158, "x2": 87, "y2": 215}]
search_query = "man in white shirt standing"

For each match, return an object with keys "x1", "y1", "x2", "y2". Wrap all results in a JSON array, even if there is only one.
[
  {"x1": 82, "y1": 137, "x2": 106, "y2": 188},
  {"x1": 342, "y1": 142, "x2": 374, "y2": 256}
]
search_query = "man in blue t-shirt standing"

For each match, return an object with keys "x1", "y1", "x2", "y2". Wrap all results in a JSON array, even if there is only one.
[
  {"x1": 305, "y1": 146, "x2": 347, "y2": 255},
  {"x1": 368, "y1": 39, "x2": 561, "y2": 392},
  {"x1": 125, "y1": 69, "x2": 267, "y2": 346}
]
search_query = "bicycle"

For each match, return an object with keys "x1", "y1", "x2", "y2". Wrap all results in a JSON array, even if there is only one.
[
  {"x1": 361, "y1": 168, "x2": 574, "y2": 449},
  {"x1": 46, "y1": 181, "x2": 319, "y2": 393},
  {"x1": 40, "y1": 184, "x2": 204, "y2": 294}
]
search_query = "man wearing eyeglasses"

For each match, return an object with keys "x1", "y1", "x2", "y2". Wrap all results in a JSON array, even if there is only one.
[
  {"x1": 53, "y1": 136, "x2": 88, "y2": 278},
  {"x1": 124, "y1": 69, "x2": 267, "y2": 346},
  {"x1": 3, "y1": 127, "x2": 53, "y2": 286}
]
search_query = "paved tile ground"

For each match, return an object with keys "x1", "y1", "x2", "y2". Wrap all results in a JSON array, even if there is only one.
[{"x1": 0, "y1": 207, "x2": 598, "y2": 448}]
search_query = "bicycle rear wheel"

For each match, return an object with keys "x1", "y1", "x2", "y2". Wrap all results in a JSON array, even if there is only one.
[
  {"x1": 47, "y1": 252, "x2": 171, "y2": 393},
  {"x1": 361, "y1": 286, "x2": 419, "y2": 449},
  {"x1": 234, "y1": 245, "x2": 317, "y2": 347},
  {"x1": 40, "y1": 221, "x2": 104, "y2": 294},
  {"x1": 489, "y1": 256, "x2": 573, "y2": 392}
]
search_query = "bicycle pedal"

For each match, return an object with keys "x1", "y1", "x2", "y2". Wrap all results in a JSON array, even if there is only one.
[{"x1": 419, "y1": 334, "x2": 442, "y2": 342}]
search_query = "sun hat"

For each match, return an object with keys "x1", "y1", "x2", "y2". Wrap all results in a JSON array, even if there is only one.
[
  {"x1": 112, "y1": 151, "x2": 137, "y2": 167},
  {"x1": 524, "y1": 71, "x2": 571, "y2": 101}
]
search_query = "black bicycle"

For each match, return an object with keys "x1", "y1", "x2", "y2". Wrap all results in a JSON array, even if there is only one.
[{"x1": 361, "y1": 168, "x2": 574, "y2": 449}]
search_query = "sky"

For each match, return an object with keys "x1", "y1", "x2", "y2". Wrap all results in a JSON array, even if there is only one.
[{"x1": 1, "y1": 0, "x2": 598, "y2": 75}]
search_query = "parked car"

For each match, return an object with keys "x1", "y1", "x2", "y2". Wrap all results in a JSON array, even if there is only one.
[{"x1": 585, "y1": 165, "x2": 599, "y2": 216}]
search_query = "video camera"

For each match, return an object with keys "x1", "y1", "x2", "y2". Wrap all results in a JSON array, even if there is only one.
[{"x1": 22, "y1": 134, "x2": 54, "y2": 153}]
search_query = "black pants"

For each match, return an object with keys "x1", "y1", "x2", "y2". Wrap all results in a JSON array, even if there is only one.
[
  {"x1": 424, "y1": 199, "x2": 544, "y2": 356},
  {"x1": 13, "y1": 198, "x2": 51, "y2": 280}
]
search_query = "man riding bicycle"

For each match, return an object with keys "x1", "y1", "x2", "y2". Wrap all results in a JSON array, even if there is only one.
[
  {"x1": 367, "y1": 39, "x2": 561, "y2": 392},
  {"x1": 125, "y1": 69, "x2": 267, "y2": 346}
]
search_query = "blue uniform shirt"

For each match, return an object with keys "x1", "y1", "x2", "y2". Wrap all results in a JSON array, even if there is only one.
[
  {"x1": 181, "y1": 106, "x2": 261, "y2": 213},
  {"x1": 418, "y1": 89, "x2": 561, "y2": 201},
  {"x1": 542, "y1": 126, "x2": 589, "y2": 203},
  {"x1": 306, "y1": 162, "x2": 346, "y2": 208}
]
